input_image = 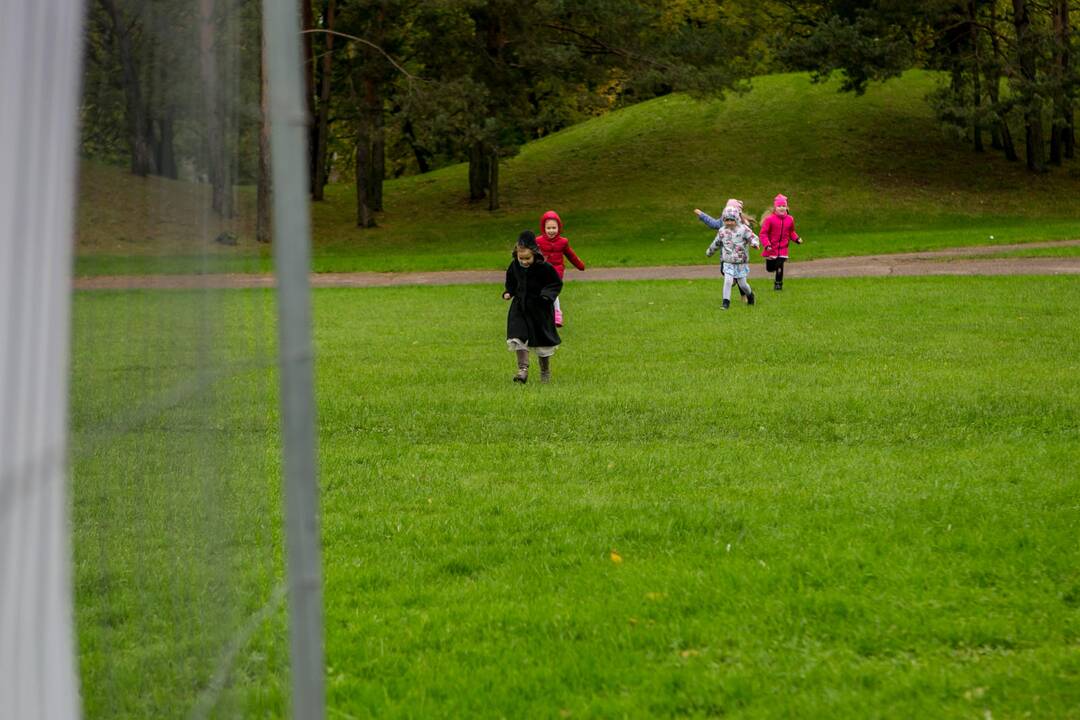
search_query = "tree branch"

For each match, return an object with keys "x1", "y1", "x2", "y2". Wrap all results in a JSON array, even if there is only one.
[
  {"x1": 300, "y1": 28, "x2": 420, "y2": 82},
  {"x1": 539, "y1": 22, "x2": 678, "y2": 73}
]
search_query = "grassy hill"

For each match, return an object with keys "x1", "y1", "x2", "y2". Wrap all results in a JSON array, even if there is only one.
[{"x1": 76, "y1": 71, "x2": 1080, "y2": 275}]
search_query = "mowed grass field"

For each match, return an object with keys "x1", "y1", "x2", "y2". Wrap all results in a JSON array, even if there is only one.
[
  {"x1": 72, "y1": 275, "x2": 1080, "y2": 717},
  {"x1": 75, "y1": 71, "x2": 1080, "y2": 276}
]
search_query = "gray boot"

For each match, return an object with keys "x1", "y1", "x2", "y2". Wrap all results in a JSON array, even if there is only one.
[
  {"x1": 513, "y1": 350, "x2": 529, "y2": 383},
  {"x1": 539, "y1": 355, "x2": 551, "y2": 383}
]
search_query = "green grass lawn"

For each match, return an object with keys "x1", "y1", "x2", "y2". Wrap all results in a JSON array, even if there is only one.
[
  {"x1": 72, "y1": 275, "x2": 1080, "y2": 717},
  {"x1": 71, "y1": 288, "x2": 290, "y2": 718},
  {"x1": 75, "y1": 71, "x2": 1080, "y2": 276},
  {"x1": 952, "y1": 244, "x2": 1080, "y2": 260}
]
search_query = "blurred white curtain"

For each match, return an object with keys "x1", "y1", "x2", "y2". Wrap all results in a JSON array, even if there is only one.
[{"x1": 0, "y1": 1, "x2": 85, "y2": 718}]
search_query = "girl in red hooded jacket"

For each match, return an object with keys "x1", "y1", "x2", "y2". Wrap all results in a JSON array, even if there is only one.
[
  {"x1": 759, "y1": 194, "x2": 804, "y2": 291},
  {"x1": 537, "y1": 210, "x2": 586, "y2": 327}
]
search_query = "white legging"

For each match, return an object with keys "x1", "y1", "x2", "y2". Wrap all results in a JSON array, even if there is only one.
[{"x1": 723, "y1": 275, "x2": 751, "y2": 301}]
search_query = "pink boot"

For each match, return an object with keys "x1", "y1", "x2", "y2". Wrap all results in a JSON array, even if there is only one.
[{"x1": 554, "y1": 308, "x2": 563, "y2": 327}]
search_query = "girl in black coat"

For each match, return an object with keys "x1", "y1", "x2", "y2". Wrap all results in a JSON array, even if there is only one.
[{"x1": 503, "y1": 231, "x2": 563, "y2": 383}]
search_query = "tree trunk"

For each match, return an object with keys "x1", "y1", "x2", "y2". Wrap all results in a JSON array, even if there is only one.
[
  {"x1": 355, "y1": 131, "x2": 375, "y2": 228},
  {"x1": 999, "y1": 108, "x2": 1019, "y2": 162},
  {"x1": 257, "y1": 29, "x2": 272, "y2": 243},
  {"x1": 346, "y1": 71, "x2": 375, "y2": 227},
  {"x1": 1051, "y1": 0, "x2": 1065, "y2": 164},
  {"x1": 1067, "y1": 104, "x2": 1076, "y2": 160},
  {"x1": 1060, "y1": 0, "x2": 1074, "y2": 160},
  {"x1": 372, "y1": 116, "x2": 385, "y2": 211},
  {"x1": 143, "y1": 25, "x2": 171, "y2": 178},
  {"x1": 367, "y1": 78, "x2": 384, "y2": 211},
  {"x1": 99, "y1": 0, "x2": 152, "y2": 176},
  {"x1": 154, "y1": 113, "x2": 178, "y2": 179},
  {"x1": 302, "y1": 0, "x2": 318, "y2": 196},
  {"x1": 487, "y1": 147, "x2": 499, "y2": 211},
  {"x1": 302, "y1": 0, "x2": 315, "y2": 100},
  {"x1": 312, "y1": 0, "x2": 335, "y2": 201},
  {"x1": 1013, "y1": 0, "x2": 1047, "y2": 173},
  {"x1": 468, "y1": 142, "x2": 489, "y2": 201},
  {"x1": 987, "y1": 61, "x2": 1003, "y2": 150},
  {"x1": 368, "y1": 3, "x2": 387, "y2": 211},
  {"x1": 402, "y1": 118, "x2": 432, "y2": 173},
  {"x1": 200, "y1": 0, "x2": 234, "y2": 216},
  {"x1": 986, "y1": 1, "x2": 1002, "y2": 151},
  {"x1": 969, "y1": 0, "x2": 984, "y2": 152},
  {"x1": 987, "y1": 2, "x2": 1017, "y2": 160}
]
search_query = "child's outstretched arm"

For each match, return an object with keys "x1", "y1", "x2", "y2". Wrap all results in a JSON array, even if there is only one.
[
  {"x1": 790, "y1": 217, "x2": 802, "y2": 244},
  {"x1": 705, "y1": 235, "x2": 722, "y2": 257},
  {"x1": 564, "y1": 244, "x2": 586, "y2": 271},
  {"x1": 747, "y1": 228, "x2": 761, "y2": 249},
  {"x1": 694, "y1": 209, "x2": 723, "y2": 229}
]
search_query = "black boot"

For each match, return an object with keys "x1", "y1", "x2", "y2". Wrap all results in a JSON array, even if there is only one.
[
  {"x1": 747, "y1": 292, "x2": 755, "y2": 306},
  {"x1": 513, "y1": 349, "x2": 529, "y2": 383},
  {"x1": 774, "y1": 279, "x2": 783, "y2": 291},
  {"x1": 722, "y1": 298, "x2": 731, "y2": 310},
  {"x1": 539, "y1": 355, "x2": 551, "y2": 383}
]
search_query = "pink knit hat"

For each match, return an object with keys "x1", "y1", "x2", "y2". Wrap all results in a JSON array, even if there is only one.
[
  {"x1": 725, "y1": 198, "x2": 743, "y2": 212},
  {"x1": 774, "y1": 194, "x2": 788, "y2": 208}
]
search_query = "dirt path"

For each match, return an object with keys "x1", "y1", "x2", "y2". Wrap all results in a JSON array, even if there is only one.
[{"x1": 75, "y1": 239, "x2": 1080, "y2": 290}]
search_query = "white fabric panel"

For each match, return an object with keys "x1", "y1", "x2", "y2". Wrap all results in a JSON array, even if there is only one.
[{"x1": 0, "y1": 1, "x2": 85, "y2": 718}]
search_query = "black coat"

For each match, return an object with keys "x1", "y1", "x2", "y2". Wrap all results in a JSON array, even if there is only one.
[{"x1": 505, "y1": 256, "x2": 563, "y2": 347}]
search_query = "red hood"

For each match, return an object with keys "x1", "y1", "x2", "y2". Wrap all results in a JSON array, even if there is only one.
[{"x1": 540, "y1": 210, "x2": 563, "y2": 239}]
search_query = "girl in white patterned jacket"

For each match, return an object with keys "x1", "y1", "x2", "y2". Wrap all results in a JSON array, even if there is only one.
[{"x1": 694, "y1": 205, "x2": 760, "y2": 310}]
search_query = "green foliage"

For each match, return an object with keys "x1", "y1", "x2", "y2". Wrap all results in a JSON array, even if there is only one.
[
  {"x1": 79, "y1": 0, "x2": 1077, "y2": 211},
  {"x1": 778, "y1": 6, "x2": 917, "y2": 94},
  {"x1": 81, "y1": 0, "x2": 263, "y2": 180},
  {"x1": 775, "y1": 0, "x2": 1078, "y2": 170}
]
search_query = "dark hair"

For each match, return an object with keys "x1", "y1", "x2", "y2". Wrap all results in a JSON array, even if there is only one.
[{"x1": 513, "y1": 230, "x2": 543, "y2": 260}]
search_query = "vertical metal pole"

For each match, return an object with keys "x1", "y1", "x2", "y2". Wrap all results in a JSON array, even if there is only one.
[
  {"x1": 262, "y1": 2, "x2": 325, "y2": 718},
  {"x1": 0, "y1": 1, "x2": 85, "y2": 718}
]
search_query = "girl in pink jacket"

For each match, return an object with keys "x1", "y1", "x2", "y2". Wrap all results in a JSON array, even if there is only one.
[
  {"x1": 537, "y1": 210, "x2": 586, "y2": 327},
  {"x1": 759, "y1": 194, "x2": 803, "y2": 291}
]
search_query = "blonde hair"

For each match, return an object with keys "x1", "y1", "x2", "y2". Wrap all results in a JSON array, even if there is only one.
[{"x1": 725, "y1": 198, "x2": 756, "y2": 228}]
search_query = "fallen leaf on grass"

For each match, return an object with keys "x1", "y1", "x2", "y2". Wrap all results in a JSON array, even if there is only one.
[{"x1": 610, "y1": 550, "x2": 623, "y2": 564}]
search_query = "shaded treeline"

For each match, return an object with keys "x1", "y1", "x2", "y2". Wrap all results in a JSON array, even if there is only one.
[{"x1": 80, "y1": 0, "x2": 1077, "y2": 231}]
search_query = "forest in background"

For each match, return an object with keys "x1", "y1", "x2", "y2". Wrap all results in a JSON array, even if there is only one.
[{"x1": 80, "y1": 0, "x2": 1079, "y2": 234}]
